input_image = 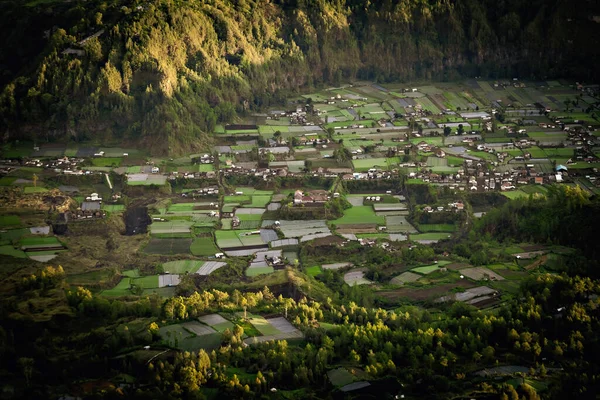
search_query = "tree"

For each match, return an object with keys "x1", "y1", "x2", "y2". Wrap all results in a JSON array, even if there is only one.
[
  {"x1": 443, "y1": 126, "x2": 452, "y2": 136},
  {"x1": 457, "y1": 124, "x2": 464, "y2": 135}
]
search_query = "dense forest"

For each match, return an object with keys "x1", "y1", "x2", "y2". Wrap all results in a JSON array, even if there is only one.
[{"x1": 1, "y1": 0, "x2": 599, "y2": 153}]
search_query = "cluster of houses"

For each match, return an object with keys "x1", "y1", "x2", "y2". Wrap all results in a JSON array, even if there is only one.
[
  {"x1": 293, "y1": 190, "x2": 329, "y2": 204},
  {"x1": 422, "y1": 201, "x2": 465, "y2": 213}
]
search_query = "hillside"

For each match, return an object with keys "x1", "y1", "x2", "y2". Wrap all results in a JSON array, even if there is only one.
[{"x1": 1, "y1": 0, "x2": 599, "y2": 154}]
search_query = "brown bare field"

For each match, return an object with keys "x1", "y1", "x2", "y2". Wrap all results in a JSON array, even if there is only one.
[
  {"x1": 445, "y1": 262, "x2": 471, "y2": 271},
  {"x1": 525, "y1": 255, "x2": 548, "y2": 271},
  {"x1": 377, "y1": 279, "x2": 476, "y2": 301},
  {"x1": 459, "y1": 267, "x2": 505, "y2": 281},
  {"x1": 336, "y1": 226, "x2": 378, "y2": 234}
]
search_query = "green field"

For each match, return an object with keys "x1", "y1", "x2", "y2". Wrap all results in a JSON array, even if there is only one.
[
  {"x1": 0, "y1": 215, "x2": 21, "y2": 227},
  {"x1": 101, "y1": 204, "x2": 125, "y2": 213},
  {"x1": 215, "y1": 230, "x2": 265, "y2": 248},
  {"x1": 0, "y1": 245, "x2": 27, "y2": 258},
  {"x1": 23, "y1": 186, "x2": 49, "y2": 193},
  {"x1": 190, "y1": 236, "x2": 219, "y2": 256},
  {"x1": 91, "y1": 157, "x2": 122, "y2": 167},
  {"x1": 419, "y1": 224, "x2": 456, "y2": 232},
  {"x1": 305, "y1": 266, "x2": 323, "y2": 277},
  {"x1": 246, "y1": 314, "x2": 280, "y2": 336},
  {"x1": 331, "y1": 206, "x2": 385, "y2": 226},
  {"x1": 246, "y1": 267, "x2": 274, "y2": 277},
  {"x1": 101, "y1": 278, "x2": 132, "y2": 297},
  {"x1": 245, "y1": 195, "x2": 272, "y2": 208},
  {"x1": 132, "y1": 275, "x2": 160, "y2": 289},
  {"x1": 19, "y1": 236, "x2": 63, "y2": 247},
  {"x1": 410, "y1": 232, "x2": 452, "y2": 241},
  {"x1": 162, "y1": 260, "x2": 203, "y2": 274},
  {"x1": 122, "y1": 269, "x2": 140, "y2": 278},
  {"x1": 327, "y1": 367, "x2": 355, "y2": 387},
  {"x1": 411, "y1": 264, "x2": 442, "y2": 274}
]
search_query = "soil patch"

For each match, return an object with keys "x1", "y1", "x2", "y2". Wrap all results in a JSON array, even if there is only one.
[{"x1": 377, "y1": 279, "x2": 476, "y2": 301}]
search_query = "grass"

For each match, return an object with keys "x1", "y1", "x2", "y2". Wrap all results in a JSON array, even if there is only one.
[
  {"x1": 246, "y1": 314, "x2": 280, "y2": 336},
  {"x1": 246, "y1": 267, "x2": 274, "y2": 277},
  {"x1": 143, "y1": 238, "x2": 192, "y2": 255},
  {"x1": 132, "y1": 275, "x2": 159, "y2": 289},
  {"x1": 327, "y1": 367, "x2": 355, "y2": 387},
  {"x1": 23, "y1": 186, "x2": 49, "y2": 193},
  {"x1": 305, "y1": 266, "x2": 323, "y2": 277},
  {"x1": 122, "y1": 269, "x2": 140, "y2": 278},
  {"x1": 411, "y1": 264, "x2": 442, "y2": 274},
  {"x1": 0, "y1": 245, "x2": 28, "y2": 258},
  {"x1": 101, "y1": 204, "x2": 125, "y2": 213},
  {"x1": 331, "y1": 206, "x2": 385, "y2": 226},
  {"x1": 501, "y1": 190, "x2": 529, "y2": 200},
  {"x1": 352, "y1": 158, "x2": 391, "y2": 171},
  {"x1": 0, "y1": 215, "x2": 21, "y2": 227},
  {"x1": 20, "y1": 236, "x2": 63, "y2": 247},
  {"x1": 190, "y1": 236, "x2": 219, "y2": 256},
  {"x1": 0, "y1": 177, "x2": 17, "y2": 186},
  {"x1": 419, "y1": 224, "x2": 456, "y2": 232},
  {"x1": 66, "y1": 269, "x2": 115, "y2": 285},
  {"x1": 162, "y1": 260, "x2": 203, "y2": 274},
  {"x1": 91, "y1": 157, "x2": 122, "y2": 167},
  {"x1": 101, "y1": 278, "x2": 132, "y2": 296},
  {"x1": 246, "y1": 195, "x2": 272, "y2": 208},
  {"x1": 210, "y1": 321, "x2": 235, "y2": 332}
]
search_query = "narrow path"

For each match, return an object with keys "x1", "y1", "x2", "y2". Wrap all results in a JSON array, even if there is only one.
[{"x1": 105, "y1": 173, "x2": 113, "y2": 190}]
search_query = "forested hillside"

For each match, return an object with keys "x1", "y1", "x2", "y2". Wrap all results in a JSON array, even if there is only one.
[{"x1": 1, "y1": 0, "x2": 599, "y2": 153}]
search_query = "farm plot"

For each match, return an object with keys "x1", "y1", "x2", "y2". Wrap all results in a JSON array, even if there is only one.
[
  {"x1": 344, "y1": 270, "x2": 373, "y2": 286},
  {"x1": 181, "y1": 321, "x2": 216, "y2": 336},
  {"x1": 459, "y1": 267, "x2": 505, "y2": 281},
  {"x1": 390, "y1": 271, "x2": 421, "y2": 285},
  {"x1": 0, "y1": 215, "x2": 21, "y2": 227},
  {"x1": 327, "y1": 368, "x2": 355, "y2": 387},
  {"x1": 0, "y1": 245, "x2": 27, "y2": 258},
  {"x1": 278, "y1": 220, "x2": 331, "y2": 238},
  {"x1": 385, "y1": 215, "x2": 417, "y2": 232},
  {"x1": 150, "y1": 221, "x2": 193, "y2": 235},
  {"x1": 159, "y1": 323, "x2": 222, "y2": 351},
  {"x1": 246, "y1": 266, "x2": 274, "y2": 277},
  {"x1": 332, "y1": 206, "x2": 384, "y2": 226},
  {"x1": 19, "y1": 236, "x2": 64, "y2": 250},
  {"x1": 411, "y1": 264, "x2": 442, "y2": 275},
  {"x1": 243, "y1": 316, "x2": 303, "y2": 345},
  {"x1": 196, "y1": 261, "x2": 227, "y2": 275},
  {"x1": 143, "y1": 238, "x2": 192, "y2": 255},
  {"x1": 322, "y1": 262, "x2": 352, "y2": 270},
  {"x1": 215, "y1": 230, "x2": 267, "y2": 248},
  {"x1": 198, "y1": 314, "x2": 235, "y2": 332},
  {"x1": 190, "y1": 236, "x2": 219, "y2": 256},
  {"x1": 162, "y1": 260, "x2": 203, "y2": 274},
  {"x1": 101, "y1": 278, "x2": 132, "y2": 297},
  {"x1": 158, "y1": 274, "x2": 180, "y2": 287},
  {"x1": 132, "y1": 275, "x2": 160, "y2": 289},
  {"x1": 419, "y1": 224, "x2": 456, "y2": 232},
  {"x1": 352, "y1": 158, "x2": 392, "y2": 171},
  {"x1": 410, "y1": 232, "x2": 452, "y2": 242},
  {"x1": 244, "y1": 195, "x2": 272, "y2": 208}
]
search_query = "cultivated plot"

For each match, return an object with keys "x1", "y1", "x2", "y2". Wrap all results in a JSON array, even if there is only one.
[
  {"x1": 344, "y1": 270, "x2": 373, "y2": 286},
  {"x1": 459, "y1": 267, "x2": 505, "y2": 281},
  {"x1": 195, "y1": 261, "x2": 227, "y2": 275},
  {"x1": 390, "y1": 271, "x2": 421, "y2": 285}
]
